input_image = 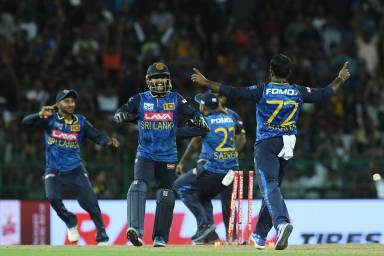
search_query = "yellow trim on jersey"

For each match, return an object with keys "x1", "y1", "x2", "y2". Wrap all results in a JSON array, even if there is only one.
[{"x1": 56, "y1": 113, "x2": 78, "y2": 124}]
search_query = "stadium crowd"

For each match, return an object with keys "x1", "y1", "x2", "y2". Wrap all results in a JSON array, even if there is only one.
[{"x1": 0, "y1": 0, "x2": 383, "y2": 199}]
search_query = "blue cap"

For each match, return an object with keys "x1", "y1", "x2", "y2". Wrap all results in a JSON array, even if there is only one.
[
  {"x1": 56, "y1": 89, "x2": 78, "y2": 103},
  {"x1": 146, "y1": 62, "x2": 170, "y2": 77},
  {"x1": 194, "y1": 92, "x2": 219, "y2": 109}
]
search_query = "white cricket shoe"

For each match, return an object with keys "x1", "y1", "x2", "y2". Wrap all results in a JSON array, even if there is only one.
[
  {"x1": 67, "y1": 225, "x2": 80, "y2": 243},
  {"x1": 97, "y1": 241, "x2": 110, "y2": 246}
]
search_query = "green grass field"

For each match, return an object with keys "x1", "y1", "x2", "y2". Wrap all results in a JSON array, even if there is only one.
[{"x1": 0, "y1": 244, "x2": 383, "y2": 256}]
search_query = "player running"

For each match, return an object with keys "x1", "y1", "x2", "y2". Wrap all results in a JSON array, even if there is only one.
[
  {"x1": 176, "y1": 91, "x2": 246, "y2": 243},
  {"x1": 191, "y1": 54, "x2": 350, "y2": 250},
  {"x1": 114, "y1": 62, "x2": 208, "y2": 247},
  {"x1": 22, "y1": 89, "x2": 120, "y2": 245},
  {"x1": 174, "y1": 91, "x2": 242, "y2": 244}
]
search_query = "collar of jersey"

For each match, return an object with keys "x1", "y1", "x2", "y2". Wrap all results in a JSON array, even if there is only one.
[
  {"x1": 149, "y1": 91, "x2": 168, "y2": 98},
  {"x1": 271, "y1": 81, "x2": 290, "y2": 85},
  {"x1": 206, "y1": 111, "x2": 222, "y2": 117},
  {"x1": 56, "y1": 112, "x2": 78, "y2": 124}
]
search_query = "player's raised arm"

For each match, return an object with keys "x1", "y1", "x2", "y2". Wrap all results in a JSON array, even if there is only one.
[
  {"x1": 298, "y1": 62, "x2": 351, "y2": 103},
  {"x1": 21, "y1": 104, "x2": 56, "y2": 128},
  {"x1": 330, "y1": 61, "x2": 350, "y2": 92},
  {"x1": 191, "y1": 68, "x2": 222, "y2": 91},
  {"x1": 176, "y1": 136, "x2": 202, "y2": 175},
  {"x1": 191, "y1": 68, "x2": 263, "y2": 102}
]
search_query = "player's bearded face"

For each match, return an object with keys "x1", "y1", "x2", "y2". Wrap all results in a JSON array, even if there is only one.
[{"x1": 58, "y1": 97, "x2": 76, "y2": 115}]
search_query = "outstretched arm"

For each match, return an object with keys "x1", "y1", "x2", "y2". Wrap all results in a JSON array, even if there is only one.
[
  {"x1": 84, "y1": 120, "x2": 120, "y2": 148},
  {"x1": 176, "y1": 137, "x2": 202, "y2": 175},
  {"x1": 299, "y1": 62, "x2": 350, "y2": 103},
  {"x1": 191, "y1": 68, "x2": 222, "y2": 92},
  {"x1": 191, "y1": 68, "x2": 263, "y2": 102},
  {"x1": 235, "y1": 132, "x2": 247, "y2": 152}
]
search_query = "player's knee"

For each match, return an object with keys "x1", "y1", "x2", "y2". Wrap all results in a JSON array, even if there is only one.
[
  {"x1": 172, "y1": 187, "x2": 181, "y2": 199},
  {"x1": 173, "y1": 177, "x2": 182, "y2": 190},
  {"x1": 156, "y1": 189, "x2": 175, "y2": 204},
  {"x1": 173, "y1": 181, "x2": 192, "y2": 199},
  {"x1": 128, "y1": 180, "x2": 147, "y2": 196},
  {"x1": 173, "y1": 175, "x2": 188, "y2": 192}
]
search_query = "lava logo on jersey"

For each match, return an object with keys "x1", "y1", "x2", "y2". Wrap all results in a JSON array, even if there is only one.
[
  {"x1": 52, "y1": 130, "x2": 78, "y2": 141},
  {"x1": 144, "y1": 112, "x2": 173, "y2": 121},
  {"x1": 163, "y1": 103, "x2": 175, "y2": 110}
]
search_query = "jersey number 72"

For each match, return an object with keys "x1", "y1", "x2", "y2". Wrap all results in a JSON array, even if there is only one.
[{"x1": 266, "y1": 100, "x2": 299, "y2": 126}]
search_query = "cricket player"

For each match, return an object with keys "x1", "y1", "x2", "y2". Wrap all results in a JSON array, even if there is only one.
[
  {"x1": 191, "y1": 54, "x2": 350, "y2": 250},
  {"x1": 22, "y1": 89, "x2": 120, "y2": 245},
  {"x1": 176, "y1": 91, "x2": 246, "y2": 243},
  {"x1": 174, "y1": 91, "x2": 242, "y2": 244},
  {"x1": 114, "y1": 62, "x2": 208, "y2": 247}
]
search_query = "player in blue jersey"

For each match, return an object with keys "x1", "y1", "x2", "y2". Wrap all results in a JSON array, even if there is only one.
[
  {"x1": 174, "y1": 91, "x2": 242, "y2": 244},
  {"x1": 176, "y1": 91, "x2": 246, "y2": 243},
  {"x1": 22, "y1": 89, "x2": 120, "y2": 245},
  {"x1": 191, "y1": 54, "x2": 350, "y2": 250},
  {"x1": 114, "y1": 62, "x2": 208, "y2": 247}
]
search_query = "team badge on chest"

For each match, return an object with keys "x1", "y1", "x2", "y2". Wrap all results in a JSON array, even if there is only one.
[
  {"x1": 163, "y1": 103, "x2": 175, "y2": 110},
  {"x1": 70, "y1": 124, "x2": 81, "y2": 132}
]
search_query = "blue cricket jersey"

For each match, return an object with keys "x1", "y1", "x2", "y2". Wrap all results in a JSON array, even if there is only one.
[
  {"x1": 220, "y1": 82, "x2": 334, "y2": 142},
  {"x1": 199, "y1": 112, "x2": 240, "y2": 174},
  {"x1": 116, "y1": 91, "x2": 201, "y2": 162},
  {"x1": 22, "y1": 113, "x2": 110, "y2": 172}
]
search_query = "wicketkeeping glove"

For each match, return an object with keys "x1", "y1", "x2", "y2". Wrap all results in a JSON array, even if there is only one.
[
  {"x1": 114, "y1": 112, "x2": 127, "y2": 123},
  {"x1": 186, "y1": 115, "x2": 209, "y2": 131}
]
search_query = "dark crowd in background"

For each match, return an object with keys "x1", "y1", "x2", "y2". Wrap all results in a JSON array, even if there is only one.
[{"x1": 0, "y1": 0, "x2": 383, "y2": 199}]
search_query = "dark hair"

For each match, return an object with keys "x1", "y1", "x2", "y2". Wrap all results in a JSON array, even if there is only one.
[{"x1": 270, "y1": 54, "x2": 292, "y2": 78}]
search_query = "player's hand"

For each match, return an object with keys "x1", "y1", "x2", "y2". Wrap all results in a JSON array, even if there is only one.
[
  {"x1": 187, "y1": 116, "x2": 209, "y2": 131},
  {"x1": 176, "y1": 163, "x2": 184, "y2": 176},
  {"x1": 108, "y1": 137, "x2": 120, "y2": 148},
  {"x1": 39, "y1": 105, "x2": 56, "y2": 118},
  {"x1": 114, "y1": 112, "x2": 127, "y2": 123},
  {"x1": 338, "y1": 62, "x2": 350, "y2": 82},
  {"x1": 191, "y1": 68, "x2": 208, "y2": 86}
]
